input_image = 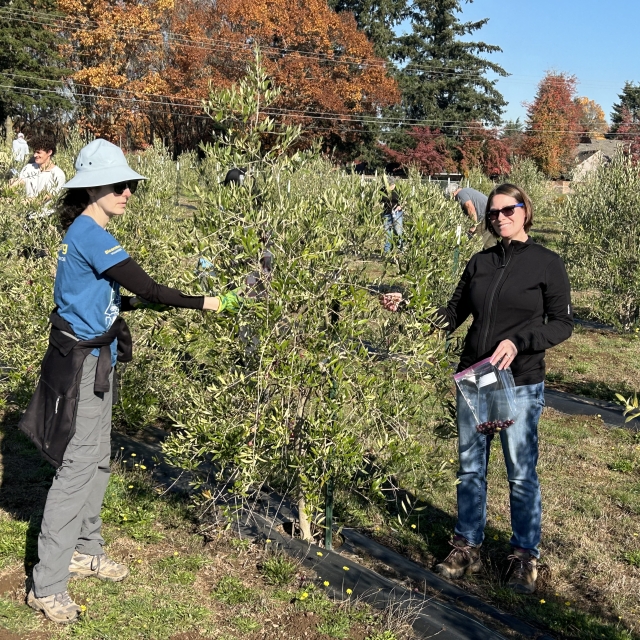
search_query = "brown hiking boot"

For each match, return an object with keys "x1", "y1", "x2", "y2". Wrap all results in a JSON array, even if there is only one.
[
  {"x1": 435, "y1": 537, "x2": 482, "y2": 579},
  {"x1": 69, "y1": 550, "x2": 129, "y2": 582},
  {"x1": 507, "y1": 548, "x2": 538, "y2": 594},
  {"x1": 27, "y1": 590, "x2": 81, "y2": 624}
]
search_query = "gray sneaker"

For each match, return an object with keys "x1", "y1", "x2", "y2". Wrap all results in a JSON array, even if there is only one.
[
  {"x1": 27, "y1": 590, "x2": 81, "y2": 624},
  {"x1": 435, "y1": 537, "x2": 482, "y2": 579},
  {"x1": 507, "y1": 548, "x2": 538, "y2": 594},
  {"x1": 69, "y1": 550, "x2": 129, "y2": 582}
]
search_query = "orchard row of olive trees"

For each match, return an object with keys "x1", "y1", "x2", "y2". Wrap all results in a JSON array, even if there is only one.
[{"x1": 0, "y1": 54, "x2": 475, "y2": 540}]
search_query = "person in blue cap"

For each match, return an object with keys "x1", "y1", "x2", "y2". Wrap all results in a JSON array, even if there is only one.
[{"x1": 22, "y1": 139, "x2": 241, "y2": 624}]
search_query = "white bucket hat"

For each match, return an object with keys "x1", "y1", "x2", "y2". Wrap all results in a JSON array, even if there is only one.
[{"x1": 62, "y1": 138, "x2": 147, "y2": 189}]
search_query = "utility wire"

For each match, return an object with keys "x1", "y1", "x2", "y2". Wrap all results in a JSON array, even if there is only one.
[
  {"x1": 0, "y1": 71, "x2": 620, "y2": 136},
  {"x1": 5, "y1": 78, "x2": 633, "y2": 137}
]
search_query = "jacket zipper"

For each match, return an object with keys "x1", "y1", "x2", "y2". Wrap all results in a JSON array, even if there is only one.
[{"x1": 481, "y1": 243, "x2": 513, "y2": 354}]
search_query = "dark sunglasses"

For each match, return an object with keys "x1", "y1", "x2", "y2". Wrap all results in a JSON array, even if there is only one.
[
  {"x1": 113, "y1": 181, "x2": 139, "y2": 195},
  {"x1": 487, "y1": 203, "x2": 524, "y2": 220}
]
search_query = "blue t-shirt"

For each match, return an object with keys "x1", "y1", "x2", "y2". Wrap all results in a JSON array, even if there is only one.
[{"x1": 54, "y1": 215, "x2": 130, "y2": 365}]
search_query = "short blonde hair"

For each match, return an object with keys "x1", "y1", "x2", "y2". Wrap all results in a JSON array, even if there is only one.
[{"x1": 486, "y1": 183, "x2": 534, "y2": 237}]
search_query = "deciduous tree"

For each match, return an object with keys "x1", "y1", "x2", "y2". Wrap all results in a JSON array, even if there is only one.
[
  {"x1": 383, "y1": 126, "x2": 455, "y2": 175},
  {"x1": 57, "y1": 0, "x2": 399, "y2": 153},
  {"x1": 522, "y1": 71, "x2": 581, "y2": 178},
  {"x1": 575, "y1": 97, "x2": 608, "y2": 140},
  {"x1": 455, "y1": 123, "x2": 510, "y2": 176}
]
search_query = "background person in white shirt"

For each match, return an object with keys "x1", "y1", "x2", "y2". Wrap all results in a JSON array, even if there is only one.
[
  {"x1": 12, "y1": 132, "x2": 29, "y2": 162},
  {"x1": 11, "y1": 134, "x2": 65, "y2": 200}
]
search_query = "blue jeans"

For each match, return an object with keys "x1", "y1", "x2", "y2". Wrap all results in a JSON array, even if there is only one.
[
  {"x1": 454, "y1": 382, "x2": 545, "y2": 558},
  {"x1": 383, "y1": 208, "x2": 403, "y2": 252}
]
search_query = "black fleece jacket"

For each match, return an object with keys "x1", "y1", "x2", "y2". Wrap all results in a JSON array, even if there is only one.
[{"x1": 436, "y1": 238, "x2": 573, "y2": 385}]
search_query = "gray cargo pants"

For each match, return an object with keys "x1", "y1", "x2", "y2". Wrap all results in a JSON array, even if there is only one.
[{"x1": 32, "y1": 355, "x2": 113, "y2": 597}]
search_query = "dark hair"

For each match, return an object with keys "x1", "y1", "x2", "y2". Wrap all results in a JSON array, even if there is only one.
[
  {"x1": 30, "y1": 133, "x2": 57, "y2": 156},
  {"x1": 56, "y1": 188, "x2": 89, "y2": 230},
  {"x1": 485, "y1": 183, "x2": 534, "y2": 237}
]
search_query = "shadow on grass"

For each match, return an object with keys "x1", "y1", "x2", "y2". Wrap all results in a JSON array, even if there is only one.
[
  {"x1": 0, "y1": 389, "x2": 54, "y2": 581},
  {"x1": 339, "y1": 475, "x2": 639, "y2": 640},
  {"x1": 545, "y1": 371, "x2": 637, "y2": 404}
]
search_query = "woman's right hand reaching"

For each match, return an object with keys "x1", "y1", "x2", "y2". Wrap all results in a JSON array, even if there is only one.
[{"x1": 203, "y1": 289, "x2": 242, "y2": 314}]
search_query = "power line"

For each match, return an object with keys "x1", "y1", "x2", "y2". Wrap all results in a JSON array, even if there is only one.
[
  {"x1": 5, "y1": 74, "x2": 640, "y2": 137},
  {"x1": 0, "y1": 6, "x2": 503, "y2": 81},
  {"x1": 3, "y1": 77, "x2": 632, "y2": 137},
  {"x1": 1, "y1": 5, "x2": 632, "y2": 94},
  {"x1": 0, "y1": 70, "x2": 612, "y2": 134}
]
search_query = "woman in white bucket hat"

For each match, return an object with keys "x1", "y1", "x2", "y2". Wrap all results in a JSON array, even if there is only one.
[{"x1": 21, "y1": 139, "x2": 240, "y2": 623}]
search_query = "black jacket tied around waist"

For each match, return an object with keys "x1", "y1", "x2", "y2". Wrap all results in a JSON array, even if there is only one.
[{"x1": 19, "y1": 309, "x2": 132, "y2": 468}]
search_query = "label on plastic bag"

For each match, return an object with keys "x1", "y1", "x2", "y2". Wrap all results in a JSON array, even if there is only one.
[{"x1": 478, "y1": 372, "x2": 498, "y2": 388}]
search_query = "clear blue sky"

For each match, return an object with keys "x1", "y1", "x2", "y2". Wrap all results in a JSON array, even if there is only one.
[{"x1": 410, "y1": 0, "x2": 640, "y2": 124}]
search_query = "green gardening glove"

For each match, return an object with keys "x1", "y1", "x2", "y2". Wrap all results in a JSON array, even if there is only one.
[{"x1": 217, "y1": 289, "x2": 242, "y2": 314}]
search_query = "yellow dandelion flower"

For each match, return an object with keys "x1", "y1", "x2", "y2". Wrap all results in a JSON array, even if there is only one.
[
  {"x1": 448, "y1": 459, "x2": 454, "y2": 464},
  {"x1": 342, "y1": 566, "x2": 349, "y2": 571},
  {"x1": 128, "y1": 485, "x2": 134, "y2": 489},
  {"x1": 120, "y1": 447, "x2": 124, "y2": 450},
  {"x1": 130, "y1": 453, "x2": 136, "y2": 457},
  {"x1": 565, "y1": 601, "x2": 571, "y2": 606},
  {"x1": 411, "y1": 524, "x2": 416, "y2": 529},
  {"x1": 137, "y1": 559, "x2": 142, "y2": 564},
  {"x1": 323, "y1": 581, "x2": 329, "y2": 587},
  {"x1": 539, "y1": 599, "x2": 545, "y2": 604},
  {"x1": 140, "y1": 465, "x2": 147, "y2": 470},
  {"x1": 173, "y1": 551, "x2": 179, "y2": 556},
  {"x1": 346, "y1": 589, "x2": 353, "y2": 595},
  {"x1": 300, "y1": 592, "x2": 309, "y2": 600},
  {"x1": 134, "y1": 464, "x2": 139, "y2": 468},
  {"x1": 316, "y1": 552, "x2": 323, "y2": 557},
  {"x1": 80, "y1": 605, "x2": 86, "y2": 612},
  {"x1": 266, "y1": 539, "x2": 272, "y2": 543}
]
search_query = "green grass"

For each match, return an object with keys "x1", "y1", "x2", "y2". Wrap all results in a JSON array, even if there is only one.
[
  {"x1": 545, "y1": 327, "x2": 640, "y2": 402},
  {"x1": 0, "y1": 415, "x2": 409, "y2": 640},
  {"x1": 0, "y1": 514, "x2": 28, "y2": 570},
  {"x1": 335, "y1": 408, "x2": 640, "y2": 640},
  {"x1": 212, "y1": 575, "x2": 259, "y2": 605}
]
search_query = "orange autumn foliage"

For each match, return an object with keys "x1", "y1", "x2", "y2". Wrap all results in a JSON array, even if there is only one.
[
  {"x1": 522, "y1": 72, "x2": 582, "y2": 178},
  {"x1": 56, "y1": 0, "x2": 399, "y2": 151}
]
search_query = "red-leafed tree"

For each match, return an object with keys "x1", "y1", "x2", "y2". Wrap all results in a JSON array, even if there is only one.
[
  {"x1": 384, "y1": 127, "x2": 456, "y2": 175},
  {"x1": 455, "y1": 123, "x2": 510, "y2": 177},
  {"x1": 522, "y1": 72, "x2": 582, "y2": 178}
]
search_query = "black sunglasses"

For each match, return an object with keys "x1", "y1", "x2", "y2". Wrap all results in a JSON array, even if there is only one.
[
  {"x1": 113, "y1": 181, "x2": 139, "y2": 195},
  {"x1": 487, "y1": 203, "x2": 524, "y2": 220}
]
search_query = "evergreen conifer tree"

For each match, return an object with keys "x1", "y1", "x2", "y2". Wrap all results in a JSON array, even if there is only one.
[
  {"x1": 393, "y1": 0, "x2": 506, "y2": 127},
  {"x1": 0, "y1": 0, "x2": 71, "y2": 128},
  {"x1": 611, "y1": 82, "x2": 640, "y2": 132},
  {"x1": 327, "y1": 0, "x2": 408, "y2": 58}
]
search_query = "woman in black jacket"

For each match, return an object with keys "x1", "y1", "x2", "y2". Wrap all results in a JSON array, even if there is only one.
[
  {"x1": 433, "y1": 183, "x2": 573, "y2": 593},
  {"x1": 383, "y1": 183, "x2": 573, "y2": 593}
]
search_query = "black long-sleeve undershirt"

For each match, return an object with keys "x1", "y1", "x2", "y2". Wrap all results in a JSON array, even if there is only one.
[{"x1": 104, "y1": 257, "x2": 204, "y2": 311}]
